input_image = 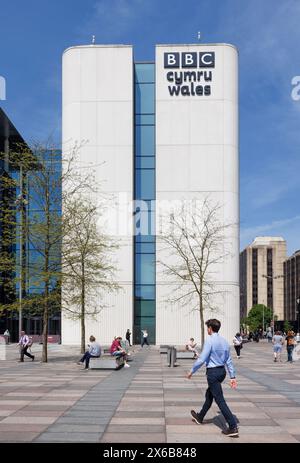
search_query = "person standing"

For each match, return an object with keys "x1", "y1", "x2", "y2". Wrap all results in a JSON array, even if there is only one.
[
  {"x1": 3, "y1": 329, "x2": 10, "y2": 345},
  {"x1": 187, "y1": 319, "x2": 238, "y2": 437},
  {"x1": 77, "y1": 335, "x2": 101, "y2": 369},
  {"x1": 126, "y1": 329, "x2": 132, "y2": 346},
  {"x1": 286, "y1": 331, "x2": 296, "y2": 363},
  {"x1": 233, "y1": 333, "x2": 243, "y2": 359},
  {"x1": 18, "y1": 331, "x2": 35, "y2": 362},
  {"x1": 266, "y1": 329, "x2": 273, "y2": 343},
  {"x1": 141, "y1": 329, "x2": 150, "y2": 347},
  {"x1": 272, "y1": 331, "x2": 284, "y2": 362}
]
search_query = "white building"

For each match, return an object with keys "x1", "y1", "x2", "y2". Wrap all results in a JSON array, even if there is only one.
[{"x1": 62, "y1": 43, "x2": 239, "y2": 346}]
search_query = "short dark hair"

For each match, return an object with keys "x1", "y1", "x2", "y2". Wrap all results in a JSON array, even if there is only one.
[{"x1": 205, "y1": 319, "x2": 221, "y2": 332}]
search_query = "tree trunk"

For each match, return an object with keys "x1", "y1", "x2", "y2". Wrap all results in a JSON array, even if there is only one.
[
  {"x1": 199, "y1": 292, "x2": 205, "y2": 348},
  {"x1": 80, "y1": 262, "x2": 85, "y2": 354},
  {"x1": 42, "y1": 300, "x2": 48, "y2": 362}
]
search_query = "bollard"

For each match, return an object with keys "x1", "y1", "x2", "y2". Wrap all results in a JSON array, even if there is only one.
[
  {"x1": 171, "y1": 346, "x2": 177, "y2": 367},
  {"x1": 167, "y1": 346, "x2": 177, "y2": 367},
  {"x1": 167, "y1": 346, "x2": 172, "y2": 366}
]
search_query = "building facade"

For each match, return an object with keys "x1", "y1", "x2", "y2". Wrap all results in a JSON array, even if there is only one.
[
  {"x1": 0, "y1": 108, "x2": 61, "y2": 341},
  {"x1": 62, "y1": 43, "x2": 239, "y2": 345},
  {"x1": 284, "y1": 250, "x2": 300, "y2": 324},
  {"x1": 240, "y1": 237, "x2": 286, "y2": 321}
]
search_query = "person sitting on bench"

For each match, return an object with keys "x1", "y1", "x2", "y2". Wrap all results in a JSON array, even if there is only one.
[
  {"x1": 77, "y1": 335, "x2": 101, "y2": 369},
  {"x1": 186, "y1": 338, "x2": 199, "y2": 359},
  {"x1": 110, "y1": 336, "x2": 130, "y2": 368}
]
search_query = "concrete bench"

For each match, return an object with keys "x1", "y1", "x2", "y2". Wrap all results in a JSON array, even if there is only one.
[
  {"x1": 89, "y1": 355, "x2": 124, "y2": 370},
  {"x1": 159, "y1": 345, "x2": 170, "y2": 354}
]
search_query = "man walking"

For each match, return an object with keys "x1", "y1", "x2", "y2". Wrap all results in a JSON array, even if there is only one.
[
  {"x1": 187, "y1": 319, "x2": 238, "y2": 437},
  {"x1": 141, "y1": 329, "x2": 150, "y2": 347},
  {"x1": 272, "y1": 331, "x2": 284, "y2": 362},
  {"x1": 18, "y1": 330, "x2": 35, "y2": 362}
]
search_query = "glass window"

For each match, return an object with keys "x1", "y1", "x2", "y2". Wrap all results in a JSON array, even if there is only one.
[
  {"x1": 135, "y1": 157, "x2": 155, "y2": 169},
  {"x1": 135, "y1": 234, "x2": 155, "y2": 243},
  {"x1": 135, "y1": 114, "x2": 155, "y2": 125},
  {"x1": 135, "y1": 169, "x2": 155, "y2": 200},
  {"x1": 134, "y1": 300, "x2": 156, "y2": 317},
  {"x1": 135, "y1": 84, "x2": 155, "y2": 114},
  {"x1": 135, "y1": 125, "x2": 155, "y2": 156},
  {"x1": 135, "y1": 64, "x2": 155, "y2": 83},
  {"x1": 135, "y1": 242, "x2": 155, "y2": 253},
  {"x1": 135, "y1": 285, "x2": 155, "y2": 300},
  {"x1": 135, "y1": 253, "x2": 155, "y2": 284}
]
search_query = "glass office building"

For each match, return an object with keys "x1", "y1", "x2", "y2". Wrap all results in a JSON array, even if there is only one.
[
  {"x1": 62, "y1": 43, "x2": 239, "y2": 345},
  {"x1": 0, "y1": 108, "x2": 61, "y2": 341}
]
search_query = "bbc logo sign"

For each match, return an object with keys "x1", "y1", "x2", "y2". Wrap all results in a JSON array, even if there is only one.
[{"x1": 164, "y1": 52, "x2": 215, "y2": 69}]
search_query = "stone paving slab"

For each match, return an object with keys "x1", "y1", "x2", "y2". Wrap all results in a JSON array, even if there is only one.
[{"x1": 1, "y1": 341, "x2": 300, "y2": 442}]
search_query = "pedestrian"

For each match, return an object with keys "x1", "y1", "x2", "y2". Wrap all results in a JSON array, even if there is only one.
[
  {"x1": 253, "y1": 331, "x2": 259, "y2": 342},
  {"x1": 233, "y1": 333, "x2": 243, "y2": 359},
  {"x1": 272, "y1": 331, "x2": 284, "y2": 362},
  {"x1": 296, "y1": 332, "x2": 300, "y2": 343},
  {"x1": 187, "y1": 318, "x2": 239, "y2": 437},
  {"x1": 18, "y1": 330, "x2": 35, "y2": 362},
  {"x1": 266, "y1": 329, "x2": 273, "y2": 343},
  {"x1": 3, "y1": 329, "x2": 10, "y2": 345},
  {"x1": 126, "y1": 329, "x2": 132, "y2": 346},
  {"x1": 141, "y1": 329, "x2": 150, "y2": 347},
  {"x1": 286, "y1": 330, "x2": 296, "y2": 363},
  {"x1": 77, "y1": 335, "x2": 101, "y2": 370},
  {"x1": 110, "y1": 336, "x2": 130, "y2": 367}
]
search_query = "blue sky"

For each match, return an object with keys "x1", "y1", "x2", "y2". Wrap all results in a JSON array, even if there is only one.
[{"x1": 1, "y1": 0, "x2": 300, "y2": 254}]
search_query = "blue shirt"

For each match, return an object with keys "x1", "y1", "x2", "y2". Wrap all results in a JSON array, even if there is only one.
[
  {"x1": 191, "y1": 333, "x2": 236, "y2": 378},
  {"x1": 88, "y1": 342, "x2": 101, "y2": 357}
]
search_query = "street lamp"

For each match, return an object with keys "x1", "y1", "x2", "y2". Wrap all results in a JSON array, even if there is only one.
[{"x1": 262, "y1": 274, "x2": 284, "y2": 336}]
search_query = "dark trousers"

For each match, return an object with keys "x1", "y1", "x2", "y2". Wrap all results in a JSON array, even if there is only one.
[
  {"x1": 126, "y1": 336, "x2": 131, "y2": 346},
  {"x1": 20, "y1": 346, "x2": 34, "y2": 362},
  {"x1": 287, "y1": 346, "x2": 294, "y2": 362},
  {"x1": 234, "y1": 345, "x2": 241, "y2": 357},
  {"x1": 141, "y1": 337, "x2": 149, "y2": 347},
  {"x1": 198, "y1": 366, "x2": 236, "y2": 429},
  {"x1": 80, "y1": 352, "x2": 99, "y2": 369}
]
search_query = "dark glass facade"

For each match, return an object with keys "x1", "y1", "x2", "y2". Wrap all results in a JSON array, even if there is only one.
[
  {"x1": 284, "y1": 251, "x2": 300, "y2": 322},
  {"x1": 133, "y1": 63, "x2": 156, "y2": 344},
  {"x1": 0, "y1": 110, "x2": 61, "y2": 341}
]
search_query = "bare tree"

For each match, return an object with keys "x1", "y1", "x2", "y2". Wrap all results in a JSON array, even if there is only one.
[
  {"x1": 158, "y1": 198, "x2": 233, "y2": 346},
  {"x1": 62, "y1": 197, "x2": 119, "y2": 354}
]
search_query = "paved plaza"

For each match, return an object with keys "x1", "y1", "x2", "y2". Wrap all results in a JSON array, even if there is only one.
[{"x1": 0, "y1": 341, "x2": 299, "y2": 443}]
